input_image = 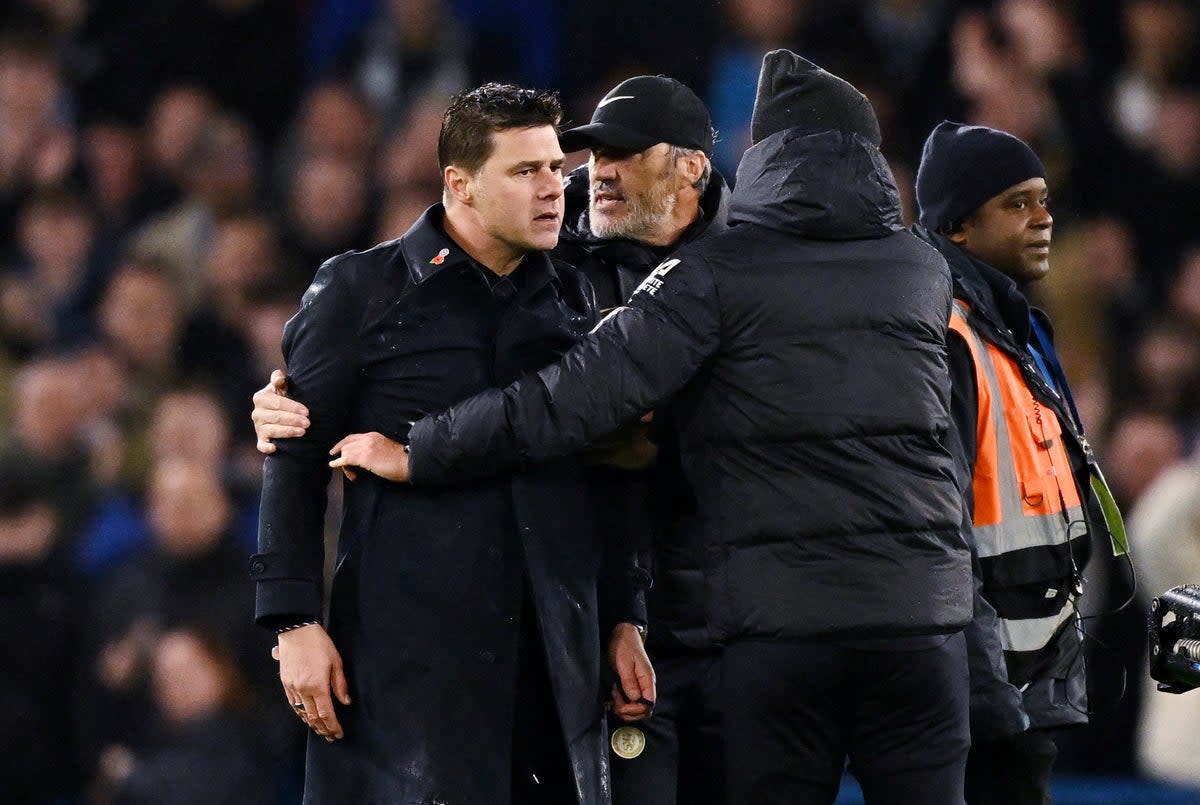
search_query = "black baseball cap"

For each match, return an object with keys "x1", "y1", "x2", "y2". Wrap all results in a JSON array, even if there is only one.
[{"x1": 560, "y1": 75, "x2": 714, "y2": 155}]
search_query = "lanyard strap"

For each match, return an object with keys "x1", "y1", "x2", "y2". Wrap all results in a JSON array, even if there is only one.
[
  {"x1": 1028, "y1": 315, "x2": 1085, "y2": 435},
  {"x1": 1028, "y1": 315, "x2": 1129, "y2": 555}
]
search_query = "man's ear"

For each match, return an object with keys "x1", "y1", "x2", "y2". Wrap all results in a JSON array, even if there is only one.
[
  {"x1": 444, "y1": 165, "x2": 473, "y2": 205},
  {"x1": 678, "y1": 152, "x2": 706, "y2": 188},
  {"x1": 947, "y1": 219, "x2": 970, "y2": 246}
]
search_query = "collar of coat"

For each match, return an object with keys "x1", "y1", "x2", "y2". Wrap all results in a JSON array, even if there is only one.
[
  {"x1": 399, "y1": 203, "x2": 559, "y2": 297},
  {"x1": 913, "y1": 224, "x2": 1056, "y2": 352}
]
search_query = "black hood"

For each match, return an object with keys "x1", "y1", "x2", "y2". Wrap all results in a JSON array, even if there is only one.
[
  {"x1": 750, "y1": 49, "x2": 881, "y2": 147},
  {"x1": 730, "y1": 49, "x2": 899, "y2": 240},
  {"x1": 729, "y1": 128, "x2": 903, "y2": 240},
  {"x1": 559, "y1": 163, "x2": 731, "y2": 247}
]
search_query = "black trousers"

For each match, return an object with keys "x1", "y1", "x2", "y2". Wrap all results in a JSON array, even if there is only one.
[
  {"x1": 721, "y1": 633, "x2": 970, "y2": 805},
  {"x1": 609, "y1": 650, "x2": 724, "y2": 805},
  {"x1": 511, "y1": 587, "x2": 575, "y2": 804},
  {"x1": 964, "y1": 730, "x2": 1058, "y2": 805}
]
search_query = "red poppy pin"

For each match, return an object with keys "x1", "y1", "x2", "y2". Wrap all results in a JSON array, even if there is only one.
[{"x1": 430, "y1": 248, "x2": 450, "y2": 265}]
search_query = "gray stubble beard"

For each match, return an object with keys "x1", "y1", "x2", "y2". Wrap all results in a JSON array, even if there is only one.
[{"x1": 589, "y1": 175, "x2": 678, "y2": 242}]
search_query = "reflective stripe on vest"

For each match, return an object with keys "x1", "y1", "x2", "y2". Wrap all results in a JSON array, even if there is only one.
[
  {"x1": 948, "y1": 300, "x2": 1084, "y2": 561},
  {"x1": 999, "y1": 598, "x2": 1076, "y2": 654}
]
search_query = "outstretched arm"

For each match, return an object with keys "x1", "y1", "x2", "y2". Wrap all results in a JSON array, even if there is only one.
[{"x1": 407, "y1": 254, "x2": 722, "y2": 486}]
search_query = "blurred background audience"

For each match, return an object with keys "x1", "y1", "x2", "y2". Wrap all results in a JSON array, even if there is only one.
[{"x1": 0, "y1": 0, "x2": 1198, "y2": 801}]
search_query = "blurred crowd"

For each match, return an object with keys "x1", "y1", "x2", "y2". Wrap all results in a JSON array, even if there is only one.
[{"x1": 1, "y1": 0, "x2": 1198, "y2": 802}]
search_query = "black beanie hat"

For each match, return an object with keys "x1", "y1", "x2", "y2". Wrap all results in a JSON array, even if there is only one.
[
  {"x1": 916, "y1": 121, "x2": 1045, "y2": 232},
  {"x1": 750, "y1": 49, "x2": 881, "y2": 146}
]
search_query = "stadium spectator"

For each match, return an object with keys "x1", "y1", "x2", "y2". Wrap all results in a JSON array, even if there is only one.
[
  {"x1": 1, "y1": 188, "x2": 98, "y2": 359},
  {"x1": 130, "y1": 114, "x2": 260, "y2": 309},
  {"x1": 98, "y1": 628, "x2": 273, "y2": 805}
]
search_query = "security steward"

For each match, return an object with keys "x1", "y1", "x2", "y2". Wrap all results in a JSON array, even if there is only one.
[{"x1": 914, "y1": 121, "x2": 1125, "y2": 805}]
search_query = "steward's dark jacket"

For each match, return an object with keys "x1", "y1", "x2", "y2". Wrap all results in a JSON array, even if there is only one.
[
  {"x1": 409, "y1": 129, "x2": 972, "y2": 644},
  {"x1": 554, "y1": 164, "x2": 731, "y2": 652},
  {"x1": 251, "y1": 206, "x2": 607, "y2": 804},
  {"x1": 921, "y1": 226, "x2": 1097, "y2": 734}
]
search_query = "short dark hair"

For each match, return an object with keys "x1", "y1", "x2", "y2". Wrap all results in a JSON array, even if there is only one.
[{"x1": 438, "y1": 83, "x2": 562, "y2": 174}]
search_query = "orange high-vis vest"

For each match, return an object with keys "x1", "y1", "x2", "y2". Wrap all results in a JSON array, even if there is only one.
[{"x1": 948, "y1": 300, "x2": 1084, "y2": 653}]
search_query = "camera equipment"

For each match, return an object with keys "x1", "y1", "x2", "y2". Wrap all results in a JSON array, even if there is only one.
[{"x1": 1149, "y1": 585, "x2": 1200, "y2": 694}]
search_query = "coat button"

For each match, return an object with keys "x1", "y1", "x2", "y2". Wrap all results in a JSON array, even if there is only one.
[
  {"x1": 250, "y1": 559, "x2": 266, "y2": 575},
  {"x1": 479, "y1": 649, "x2": 496, "y2": 663}
]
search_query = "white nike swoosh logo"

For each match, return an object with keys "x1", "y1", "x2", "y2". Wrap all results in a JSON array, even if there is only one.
[{"x1": 597, "y1": 95, "x2": 636, "y2": 108}]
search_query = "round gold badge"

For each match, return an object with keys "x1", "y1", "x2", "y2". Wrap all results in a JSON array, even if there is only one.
[{"x1": 610, "y1": 726, "x2": 646, "y2": 760}]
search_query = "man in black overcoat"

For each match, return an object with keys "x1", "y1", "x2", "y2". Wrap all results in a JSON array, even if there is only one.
[
  {"x1": 250, "y1": 84, "x2": 611, "y2": 804},
  {"x1": 253, "y1": 74, "x2": 729, "y2": 803}
]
